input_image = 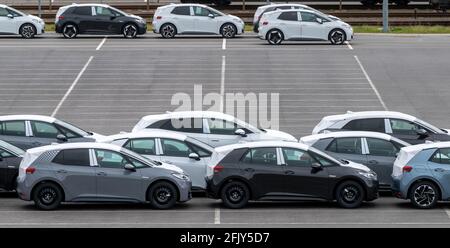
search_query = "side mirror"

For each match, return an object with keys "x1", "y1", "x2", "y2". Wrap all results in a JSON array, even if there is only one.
[
  {"x1": 316, "y1": 18, "x2": 323, "y2": 24},
  {"x1": 416, "y1": 128, "x2": 428, "y2": 137},
  {"x1": 7, "y1": 14, "x2": 13, "y2": 19},
  {"x1": 208, "y1": 13, "x2": 215, "y2": 18},
  {"x1": 188, "y1": 152, "x2": 200, "y2": 160},
  {"x1": 56, "y1": 134, "x2": 68, "y2": 142},
  {"x1": 124, "y1": 164, "x2": 136, "y2": 171},
  {"x1": 311, "y1": 162, "x2": 322, "y2": 169},
  {"x1": 235, "y1": 129, "x2": 247, "y2": 137}
]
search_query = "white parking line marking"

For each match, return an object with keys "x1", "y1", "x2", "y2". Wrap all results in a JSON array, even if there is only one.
[
  {"x1": 222, "y1": 38, "x2": 226, "y2": 50},
  {"x1": 51, "y1": 56, "x2": 94, "y2": 117},
  {"x1": 220, "y1": 55, "x2": 226, "y2": 112},
  {"x1": 354, "y1": 55, "x2": 388, "y2": 110},
  {"x1": 214, "y1": 208, "x2": 221, "y2": 224},
  {"x1": 96, "y1": 37, "x2": 107, "y2": 51},
  {"x1": 345, "y1": 41, "x2": 353, "y2": 50}
]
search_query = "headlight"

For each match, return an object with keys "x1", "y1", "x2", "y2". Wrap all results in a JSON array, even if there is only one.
[
  {"x1": 358, "y1": 171, "x2": 377, "y2": 180},
  {"x1": 172, "y1": 173, "x2": 190, "y2": 181}
]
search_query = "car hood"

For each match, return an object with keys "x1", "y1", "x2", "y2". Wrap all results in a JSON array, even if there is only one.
[
  {"x1": 441, "y1": 129, "x2": 450, "y2": 134},
  {"x1": 154, "y1": 162, "x2": 184, "y2": 174},
  {"x1": 129, "y1": 14, "x2": 144, "y2": 20},
  {"x1": 341, "y1": 160, "x2": 371, "y2": 172},
  {"x1": 227, "y1": 14, "x2": 244, "y2": 22},
  {"x1": 328, "y1": 15, "x2": 341, "y2": 21},
  {"x1": 87, "y1": 132, "x2": 106, "y2": 141},
  {"x1": 262, "y1": 129, "x2": 298, "y2": 142},
  {"x1": 29, "y1": 15, "x2": 44, "y2": 23}
]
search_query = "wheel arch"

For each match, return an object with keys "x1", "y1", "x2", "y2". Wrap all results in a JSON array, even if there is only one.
[
  {"x1": 121, "y1": 21, "x2": 139, "y2": 33},
  {"x1": 217, "y1": 176, "x2": 254, "y2": 200},
  {"x1": 219, "y1": 22, "x2": 237, "y2": 35},
  {"x1": 328, "y1": 28, "x2": 347, "y2": 43},
  {"x1": 407, "y1": 177, "x2": 443, "y2": 201},
  {"x1": 159, "y1": 22, "x2": 178, "y2": 34},
  {"x1": 18, "y1": 22, "x2": 37, "y2": 34},
  {"x1": 332, "y1": 176, "x2": 368, "y2": 201},
  {"x1": 31, "y1": 180, "x2": 66, "y2": 202},
  {"x1": 265, "y1": 28, "x2": 284, "y2": 40}
]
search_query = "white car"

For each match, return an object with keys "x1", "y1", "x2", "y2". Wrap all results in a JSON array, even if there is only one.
[
  {"x1": 132, "y1": 111, "x2": 297, "y2": 147},
  {"x1": 0, "y1": 4, "x2": 45, "y2": 38},
  {"x1": 253, "y1": 3, "x2": 341, "y2": 32},
  {"x1": 152, "y1": 4, "x2": 244, "y2": 38},
  {"x1": 258, "y1": 9, "x2": 353, "y2": 45},
  {"x1": 312, "y1": 111, "x2": 450, "y2": 145},
  {"x1": 101, "y1": 130, "x2": 216, "y2": 190}
]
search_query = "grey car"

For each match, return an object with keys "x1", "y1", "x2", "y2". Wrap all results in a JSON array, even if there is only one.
[
  {"x1": 300, "y1": 131, "x2": 410, "y2": 189},
  {"x1": 16, "y1": 142, "x2": 192, "y2": 210},
  {"x1": 0, "y1": 115, "x2": 104, "y2": 150}
]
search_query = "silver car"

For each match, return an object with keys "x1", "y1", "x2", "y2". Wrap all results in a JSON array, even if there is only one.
[{"x1": 16, "y1": 142, "x2": 192, "y2": 210}]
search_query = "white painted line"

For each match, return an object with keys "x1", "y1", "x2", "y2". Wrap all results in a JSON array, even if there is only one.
[
  {"x1": 345, "y1": 41, "x2": 353, "y2": 50},
  {"x1": 222, "y1": 38, "x2": 226, "y2": 50},
  {"x1": 51, "y1": 56, "x2": 94, "y2": 117},
  {"x1": 96, "y1": 37, "x2": 107, "y2": 51},
  {"x1": 220, "y1": 55, "x2": 226, "y2": 112},
  {"x1": 214, "y1": 208, "x2": 221, "y2": 224},
  {"x1": 354, "y1": 55, "x2": 388, "y2": 110}
]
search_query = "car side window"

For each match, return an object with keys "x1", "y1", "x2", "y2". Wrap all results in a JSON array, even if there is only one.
[
  {"x1": 430, "y1": 148, "x2": 450, "y2": 165},
  {"x1": 389, "y1": 119, "x2": 425, "y2": 135},
  {"x1": 300, "y1": 12, "x2": 318, "y2": 22},
  {"x1": 326, "y1": 137, "x2": 362, "y2": 155},
  {"x1": 187, "y1": 141, "x2": 212, "y2": 157},
  {"x1": 207, "y1": 118, "x2": 244, "y2": 135},
  {"x1": 0, "y1": 7, "x2": 8, "y2": 16},
  {"x1": 52, "y1": 149, "x2": 90, "y2": 166},
  {"x1": 343, "y1": 118, "x2": 385, "y2": 133},
  {"x1": 31, "y1": 121, "x2": 61, "y2": 139},
  {"x1": 160, "y1": 118, "x2": 203, "y2": 133},
  {"x1": 0, "y1": 149, "x2": 14, "y2": 158},
  {"x1": 282, "y1": 148, "x2": 315, "y2": 167},
  {"x1": 124, "y1": 138, "x2": 156, "y2": 155},
  {"x1": 54, "y1": 124, "x2": 79, "y2": 138},
  {"x1": 171, "y1": 6, "x2": 191, "y2": 16},
  {"x1": 95, "y1": 149, "x2": 128, "y2": 169},
  {"x1": 161, "y1": 138, "x2": 192, "y2": 157},
  {"x1": 7, "y1": 8, "x2": 22, "y2": 17},
  {"x1": 94, "y1": 6, "x2": 114, "y2": 16},
  {"x1": 366, "y1": 138, "x2": 399, "y2": 157},
  {"x1": 0, "y1": 121, "x2": 26, "y2": 137},
  {"x1": 278, "y1": 11, "x2": 298, "y2": 21},
  {"x1": 73, "y1": 6, "x2": 92, "y2": 16},
  {"x1": 193, "y1": 6, "x2": 211, "y2": 16},
  {"x1": 241, "y1": 147, "x2": 278, "y2": 166}
]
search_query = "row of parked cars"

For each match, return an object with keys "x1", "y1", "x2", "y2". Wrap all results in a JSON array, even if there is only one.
[
  {"x1": 1, "y1": 110, "x2": 450, "y2": 210},
  {"x1": 0, "y1": 3, "x2": 353, "y2": 45}
]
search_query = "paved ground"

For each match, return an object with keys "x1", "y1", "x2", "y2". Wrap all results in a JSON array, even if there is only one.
[{"x1": 1, "y1": 33, "x2": 450, "y2": 227}]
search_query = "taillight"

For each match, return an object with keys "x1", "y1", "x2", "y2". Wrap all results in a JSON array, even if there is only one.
[
  {"x1": 58, "y1": 16, "x2": 64, "y2": 20},
  {"x1": 25, "y1": 167, "x2": 36, "y2": 174},
  {"x1": 262, "y1": 21, "x2": 268, "y2": 26},
  {"x1": 156, "y1": 16, "x2": 162, "y2": 20},
  {"x1": 213, "y1": 165, "x2": 224, "y2": 173},
  {"x1": 402, "y1": 165, "x2": 413, "y2": 173}
]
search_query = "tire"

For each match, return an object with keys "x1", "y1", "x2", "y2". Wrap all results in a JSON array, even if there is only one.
[
  {"x1": 220, "y1": 23, "x2": 237, "y2": 38},
  {"x1": 409, "y1": 181, "x2": 439, "y2": 209},
  {"x1": 266, "y1": 29, "x2": 284, "y2": 45},
  {"x1": 329, "y1": 28, "x2": 346, "y2": 45},
  {"x1": 32, "y1": 182, "x2": 63, "y2": 210},
  {"x1": 220, "y1": 181, "x2": 250, "y2": 209},
  {"x1": 160, "y1": 23, "x2": 177, "y2": 39},
  {"x1": 148, "y1": 181, "x2": 178, "y2": 209},
  {"x1": 123, "y1": 23, "x2": 138, "y2": 38},
  {"x1": 62, "y1": 23, "x2": 78, "y2": 39},
  {"x1": 19, "y1": 23, "x2": 36, "y2": 39},
  {"x1": 335, "y1": 181, "x2": 365, "y2": 208}
]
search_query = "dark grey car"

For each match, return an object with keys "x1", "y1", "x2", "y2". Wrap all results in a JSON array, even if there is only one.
[
  {"x1": 0, "y1": 140, "x2": 24, "y2": 191},
  {"x1": 300, "y1": 131, "x2": 410, "y2": 189},
  {"x1": 16, "y1": 142, "x2": 191, "y2": 210}
]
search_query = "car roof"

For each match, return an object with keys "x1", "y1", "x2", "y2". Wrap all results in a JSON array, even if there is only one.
[
  {"x1": 26, "y1": 142, "x2": 122, "y2": 155},
  {"x1": 323, "y1": 111, "x2": 417, "y2": 122},
  {"x1": 401, "y1": 141, "x2": 450, "y2": 153},
  {"x1": 166, "y1": 3, "x2": 211, "y2": 8},
  {"x1": 141, "y1": 111, "x2": 236, "y2": 122},
  {"x1": 215, "y1": 140, "x2": 309, "y2": 153},
  {"x1": 103, "y1": 129, "x2": 188, "y2": 142},
  {"x1": 62, "y1": 3, "x2": 111, "y2": 8},
  {"x1": 259, "y1": 3, "x2": 309, "y2": 9},
  {"x1": 301, "y1": 131, "x2": 395, "y2": 142},
  {"x1": 0, "y1": 115, "x2": 56, "y2": 123}
]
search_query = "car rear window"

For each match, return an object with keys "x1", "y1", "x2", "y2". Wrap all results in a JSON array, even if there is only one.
[
  {"x1": 52, "y1": 149, "x2": 90, "y2": 166},
  {"x1": 171, "y1": 6, "x2": 190, "y2": 16},
  {"x1": 343, "y1": 118, "x2": 385, "y2": 133}
]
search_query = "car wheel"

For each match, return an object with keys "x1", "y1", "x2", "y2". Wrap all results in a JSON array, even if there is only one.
[
  {"x1": 335, "y1": 181, "x2": 365, "y2": 208},
  {"x1": 221, "y1": 181, "x2": 250, "y2": 209},
  {"x1": 20, "y1": 24, "x2": 36, "y2": 39},
  {"x1": 160, "y1": 23, "x2": 177, "y2": 38},
  {"x1": 148, "y1": 181, "x2": 178, "y2": 209},
  {"x1": 409, "y1": 181, "x2": 439, "y2": 209},
  {"x1": 32, "y1": 182, "x2": 63, "y2": 210},
  {"x1": 62, "y1": 24, "x2": 78, "y2": 39},
  {"x1": 221, "y1": 23, "x2": 237, "y2": 38},
  {"x1": 266, "y1": 29, "x2": 284, "y2": 45},
  {"x1": 329, "y1": 29, "x2": 346, "y2": 45},
  {"x1": 123, "y1": 23, "x2": 138, "y2": 38}
]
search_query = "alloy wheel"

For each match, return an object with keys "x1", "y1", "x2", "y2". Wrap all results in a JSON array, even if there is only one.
[
  {"x1": 413, "y1": 184, "x2": 436, "y2": 208},
  {"x1": 123, "y1": 24, "x2": 138, "y2": 38},
  {"x1": 161, "y1": 24, "x2": 176, "y2": 38},
  {"x1": 267, "y1": 30, "x2": 282, "y2": 45},
  {"x1": 63, "y1": 25, "x2": 77, "y2": 39},
  {"x1": 330, "y1": 30, "x2": 345, "y2": 45},
  {"x1": 221, "y1": 24, "x2": 236, "y2": 38},
  {"x1": 21, "y1": 25, "x2": 35, "y2": 39}
]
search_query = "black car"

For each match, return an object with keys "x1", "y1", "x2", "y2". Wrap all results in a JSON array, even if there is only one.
[
  {"x1": 206, "y1": 142, "x2": 378, "y2": 209},
  {"x1": 0, "y1": 140, "x2": 24, "y2": 191},
  {"x1": 55, "y1": 4, "x2": 147, "y2": 38}
]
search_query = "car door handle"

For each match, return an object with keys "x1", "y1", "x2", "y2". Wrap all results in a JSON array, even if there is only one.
[
  {"x1": 434, "y1": 168, "x2": 446, "y2": 173},
  {"x1": 368, "y1": 160, "x2": 378, "y2": 165},
  {"x1": 244, "y1": 168, "x2": 254, "y2": 173},
  {"x1": 163, "y1": 161, "x2": 173, "y2": 164},
  {"x1": 97, "y1": 172, "x2": 107, "y2": 176},
  {"x1": 7, "y1": 165, "x2": 15, "y2": 169},
  {"x1": 285, "y1": 170, "x2": 295, "y2": 175},
  {"x1": 56, "y1": 169, "x2": 67, "y2": 174},
  {"x1": 210, "y1": 139, "x2": 220, "y2": 142}
]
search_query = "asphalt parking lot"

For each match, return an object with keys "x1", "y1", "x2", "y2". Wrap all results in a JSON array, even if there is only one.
[{"x1": 1, "y1": 33, "x2": 450, "y2": 227}]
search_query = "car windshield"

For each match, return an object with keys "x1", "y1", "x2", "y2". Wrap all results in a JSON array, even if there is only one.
[
  {"x1": 54, "y1": 120, "x2": 91, "y2": 137},
  {"x1": 308, "y1": 146, "x2": 343, "y2": 165},
  {"x1": 0, "y1": 140, "x2": 25, "y2": 156},
  {"x1": 206, "y1": 7, "x2": 224, "y2": 16},
  {"x1": 7, "y1": 6, "x2": 25, "y2": 17},
  {"x1": 109, "y1": 6, "x2": 127, "y2": 16},
  {"x1": 415, "y1": 118, "x2": 444, "y2": 134}
]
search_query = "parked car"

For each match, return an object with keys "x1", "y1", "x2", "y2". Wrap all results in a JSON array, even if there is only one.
[
  {"x1": 16, "y1": 142, "x2": 191, "y2": 210},
  {"x1": 101, "y1": 130, "x2": 215, "y2": 190},
  {"x1": 253, "y1": 3, "x2": 341, "y2": 33},
  {"x1": 206, "y1": 141, "x2": 378, "y2": 209},
  {"x1": 0, "y1": 140, "x2": 24, "y2": 191},
  {"x1": 312, "y1": 111, "x2": 450, "y2": 144},
  {"x1": 258, "y1": 9, "x2": 353, "y2": 45},
  {"x1": 152, "y1": 4, "x2": 244, "y2": 38},
  {"x1": 392, "y1": 141, "x2": 450, "y2": 209},
  {"x1": 0, "y1": 115, "x2": 104, "y2": 150},
  {"x1": 300, "y1": 131, "x2": 410, "y2": 189},
  {"x1": 0, "y1": 4, "x2": 45, "y2": 38},
  {"x1": 55, "y1": 3, "x2": 147, "y2": 38},
  {"x1": 132, "y1": 111, "x2": 297, "y2": 147}
]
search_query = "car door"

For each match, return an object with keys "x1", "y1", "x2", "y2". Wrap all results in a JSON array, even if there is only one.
[
  {"x1": 123, "y1": 138, "x2": 160, "y2": 162},
  {"x1": 299, "y1": 11, "x2": 329, "y2": 40},
  {"x1": 72, "y1": 6, "x2": 96, "y2": 33},
  {"x1": 388, "y1": 118, "x2": 429, "y2": 144},
  {"x1": 203, "y1": 118, "x2": 252, "y2": 147},
  {"x1": 0, "y1": 7, "x2": 16, "y2": 34},
  {"x1": 159, "y1": 138, "x2": 207, "y2": 189},
  {"x1": 51, "y1": 148, "x2": 97, "y2": 200},
  {"x1": 0, "y1": 120, "x2": 32, "y2": 150},
  {"x1": 364, "y1": 138, "x2": 400, "y2": 187},
  {"x1": 323, "y1": 137, "x2": 368, "y2": 165},
  {"x1": 0, "y1": 149, "x2": 10, "y2": 189},
  {"x1": 241, "y1": 147, "x2": 285, "y2": 197},
  {"x1": 92, "y1": 6, "x2": 118, "y2": 33},
  {"x1": 192, "y1": 6, "x2": 218, "y2": 34},
  {"x1": 94, "y1": 149, "x2": 142, "y2": 201},
  {"x1": 170, "y1": 6, "x2": 195, "y2": 33},
  {"x1": 428, "y1": 148, "x2": 450, "y2": 188},
  {"x1": 29, "y1": 121, "x2": 64, "y2": 147},
  {"x1": 276, "y1": 11, "x2": 301, "y2": 39},
  {"x1": 281, "y1": 147, "x2": 329, "y2": 198}
]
